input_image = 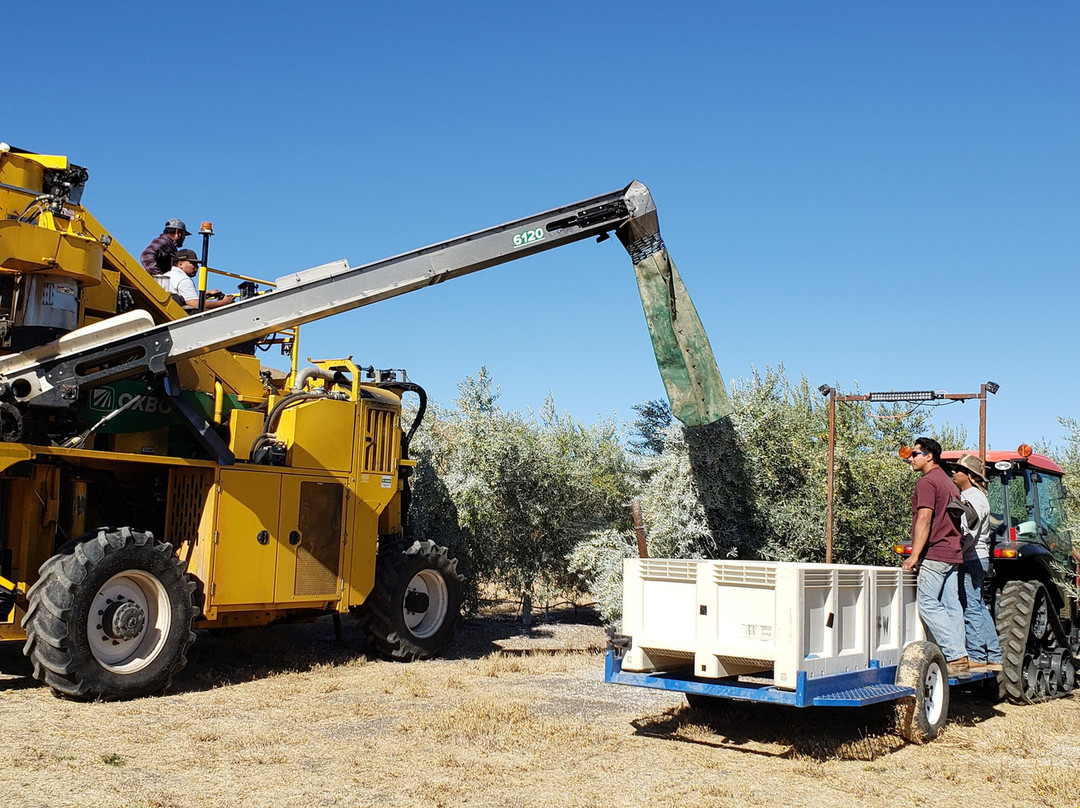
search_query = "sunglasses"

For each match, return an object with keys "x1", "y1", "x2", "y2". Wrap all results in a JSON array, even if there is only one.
[{"x1": 908, "y1": 451, "x2": 927, "y2": 458}]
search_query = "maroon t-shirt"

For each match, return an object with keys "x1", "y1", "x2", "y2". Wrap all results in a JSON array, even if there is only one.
[{"x1": 911, "y1": 466, "x2": 962, "y2": 563}]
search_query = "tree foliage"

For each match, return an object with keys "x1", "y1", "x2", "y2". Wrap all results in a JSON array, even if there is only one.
[
  {"x1": 408, "y1": 368, "x2": 635, "y2": 622},
  {"x1": 633, "y1": 365, "x2": 967, "y2": 566},
  {"x1": 575, "y1": 366, "x2": 968, "y2": 620},
  {"x1": 408, "y1": 365, "x2": 975, "y2": 624},
  {"x1": 627, "y1": 399, "x2": 673, "y2": 456}
]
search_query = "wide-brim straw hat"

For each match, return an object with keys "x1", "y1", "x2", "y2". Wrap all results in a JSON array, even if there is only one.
[{"x1": 951, "y1": 453, "x2": 985, "y2": 481}]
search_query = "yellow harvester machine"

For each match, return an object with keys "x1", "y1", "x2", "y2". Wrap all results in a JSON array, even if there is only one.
[{"x1": 0, "y1": 143, "x2": 723, "y2": 700}]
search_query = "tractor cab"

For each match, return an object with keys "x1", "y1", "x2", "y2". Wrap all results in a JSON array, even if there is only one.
[
  {"x1": 941, "y1": 447, "x2": 1076, "y2": 603},
  {"x1": 944, "y1": 449, "x2": 1070, "y2": 558}
]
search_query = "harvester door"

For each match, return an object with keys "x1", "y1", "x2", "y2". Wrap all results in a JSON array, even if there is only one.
[
  {"x1": 210, "y1": 469, "x2": 281, "y2": 606},
  {"x1": 274, "y1": 475, "x2": 346, "y2": 603}
]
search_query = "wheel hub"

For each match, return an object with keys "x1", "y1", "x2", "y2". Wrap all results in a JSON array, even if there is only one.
[
  {"x1": 404, "y1": 589, "x2": 430, "y2": 614},
  {"x1": 101, "y1": 598, "x2": 146, "y2": 641},
  {"x1": 401, "y1": 568, "x2": 449, "y2": 639},
  {"x1": 87, "y1": 569, "x2": 173, "y2": 671}
]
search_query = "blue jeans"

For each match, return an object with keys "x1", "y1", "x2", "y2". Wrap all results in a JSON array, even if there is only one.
[
  {"x1": 916, "y1": 559, "x2": 967, "y2": 661},
  {"x1": 958, "y1": 557, "x2": 1002, "y2": 664}
]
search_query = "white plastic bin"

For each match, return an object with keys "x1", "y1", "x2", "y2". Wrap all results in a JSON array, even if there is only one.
[
  {"x1": 620, "y1": 558, "x2": 700, "y2": 673},
  {"x1": 694, "y1": 561, "x2": 780, "y2": 678},
  {"x1": 621, "y1": 559, "x2": 925, "y2": 691}
]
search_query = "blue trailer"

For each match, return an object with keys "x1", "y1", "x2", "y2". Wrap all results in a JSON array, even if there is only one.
[{"x1": 605, "y1": 641, "x2": 997, "y2": 742}]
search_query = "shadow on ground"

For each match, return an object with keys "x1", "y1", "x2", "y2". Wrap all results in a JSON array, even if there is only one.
[
  {"x1": 630, "y1": 689, "x2": 1006, "y2": 760},
  {"x1": 0, "y1": 641, "x2": 34, "y2": 691},
  {"x1": 1, "y1": 606, "x2": 603, "y2": 697},
  {"x1": 166, "y1": 606, "x2": 602, "y2": 694}
]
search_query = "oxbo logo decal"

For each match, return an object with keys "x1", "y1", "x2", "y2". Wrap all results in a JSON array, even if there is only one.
[{"x1": 89, "y1": 387, "x2": 172, "y2": 415}]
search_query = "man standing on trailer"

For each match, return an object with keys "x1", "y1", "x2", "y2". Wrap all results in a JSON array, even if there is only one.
[
  {"x1": 902, "y1": 436, "x2": 969, "y2": 675},
  {"x1": 950, "y1": 453, "x2": 1003, "y2": 672}
]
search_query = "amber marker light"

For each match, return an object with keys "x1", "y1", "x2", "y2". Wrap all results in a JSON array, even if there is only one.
[
  {"x1": 893, "y1": 544, "x2": 913, "y2": 555},
  {"x1": 1017, "y1": 443, "x2": 1033, "y2": 458},
  {"x1": 199, "y1": 221, "x2": 214, "y2": 235},
  {"x1": 898, "y1": 446, "x2": 913, "y2": 459},
  {"x1": 994, "y1": 547, "x2": 1020, "y2": 558}
]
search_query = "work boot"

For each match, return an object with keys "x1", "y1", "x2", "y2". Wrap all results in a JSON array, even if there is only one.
[
  {"x1": 968, "y1": 660, "x2": 989, "y2": 671},
  {"x1": 947, "y1": 657, "x2": 970, "y2": 676},
  {"x1": 985, "y1": 662, "x2": 1003, "y2": 672}
]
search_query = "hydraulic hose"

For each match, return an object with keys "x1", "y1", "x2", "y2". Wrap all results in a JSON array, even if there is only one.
[
  {"x1": 377, "y1": 381, "x2": 428, "y2": 533},
  {"x1": 379, "y1": 381, "x2": 427, "y2": 455},
  {"x1": 248, "y1": 389, "x2": 327, "y2": 462}
]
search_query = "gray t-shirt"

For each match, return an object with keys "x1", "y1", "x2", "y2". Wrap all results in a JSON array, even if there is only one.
[{"x1": 960, "y1": 486, "x2": 991, "y2": 560}]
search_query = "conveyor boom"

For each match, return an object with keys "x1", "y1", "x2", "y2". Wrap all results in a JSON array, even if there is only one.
[{"x1": 0, "y1": 182, "x2": 656, "y2": 409}]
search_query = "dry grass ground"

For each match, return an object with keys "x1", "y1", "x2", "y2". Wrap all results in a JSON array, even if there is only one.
[{"x1": 2, "y1": 610, "x2": 1079, "y2": 808}]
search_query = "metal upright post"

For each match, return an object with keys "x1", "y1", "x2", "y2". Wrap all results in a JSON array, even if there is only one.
[
  {"x1": 198, "y1": 221, "x2": 213, "y2": 313},
  {"x1": 979, "y1": 383, "x2": 987, "y2": 467},
  {"x1": 631, "y1": 498, "x2": 649, "y2": 558},
  {"x1": 824, "y1": 387, "x2": 836, "y2": 564}
]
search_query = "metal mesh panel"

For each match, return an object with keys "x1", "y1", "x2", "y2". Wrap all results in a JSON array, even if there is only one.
[
  {"x1": 362, "y1": 407, "x2": 398, "y2": 474},
  {"x1": 640, "y1": 648, "x2": 694, "y2": 660},
  {"x1": 293, "y1": 480, "x2": 344, "y2": 597},
  {"x1": 165, "y1": 468, "x2": 213, "y2": 546},
  {"x1": 293, "y1": 483, "x2": 343, "y2": 596}
]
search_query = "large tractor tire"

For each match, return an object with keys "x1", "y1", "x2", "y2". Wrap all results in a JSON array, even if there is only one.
[
  {"x1": 894, "y1": 640, "x2": 950, "y2": 743},
  {"x1": 22, "y1": 527, "x2": 197, "y2": 701},
  {"x1": 994, "y1": 580, "x2": 1072, "y2": 704},
  {"x1": 358, "y1": 539, "x2": 463, "y2": 661}
]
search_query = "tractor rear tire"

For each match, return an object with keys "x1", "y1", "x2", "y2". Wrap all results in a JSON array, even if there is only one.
[
  {"x1": 894, "y1": 640, "x2": 949, "y2": 743},
  {"x1": 22, "y1": 527, "x2": 197, "y2": 700},
  {"x1": 358, "y1": 539, "x2": 463, "y2": 661},
  {"x1": 996, "y1": 580, "x2": 1043, "y2": 704}
]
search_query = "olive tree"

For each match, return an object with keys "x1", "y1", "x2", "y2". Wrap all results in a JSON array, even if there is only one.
[
  {"x1": 571, "y1": 366, "x2": 968, "y2": 622},
  {"x1": 410, "y1": 369, "x2": 635, "y2": 623}
]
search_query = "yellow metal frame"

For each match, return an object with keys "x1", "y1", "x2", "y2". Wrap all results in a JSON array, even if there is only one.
[{"x1": 0, "y1": 147, "x2": 409, "y2": 650}]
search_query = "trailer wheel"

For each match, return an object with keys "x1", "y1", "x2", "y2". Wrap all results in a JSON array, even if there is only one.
[
  {"x1": 358, "y1": 539, "x2": 463, "y2": 661},
  {"x1": 21, "y1": 527, "x2": 197, "y2": 700},
  {"x1": 894, "y1": 641, "x2": 949, "y2": 743}
]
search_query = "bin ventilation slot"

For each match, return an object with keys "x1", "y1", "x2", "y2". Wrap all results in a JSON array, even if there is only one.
[
  {"x1": 837, "y1": 571, "x2": 864, "y2": 586},
  {"x1": 804, "y1": 571, "x2": 833, "y2": 587},
  {"x1": 711, "y1": 565, "x2": 776, "y2": 586},
  {"x1": 640, "y1": 559, "x2": 698, "y2": 582}
]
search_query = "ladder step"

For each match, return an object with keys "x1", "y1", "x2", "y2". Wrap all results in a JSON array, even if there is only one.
[{"x1": 812, "y1": 683, "x2": 914, "y2": 706}]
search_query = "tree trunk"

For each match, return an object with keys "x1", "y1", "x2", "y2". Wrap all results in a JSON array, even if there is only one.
[{"x1": 521, "y1": 591, "x2": 533, "y2": 628}]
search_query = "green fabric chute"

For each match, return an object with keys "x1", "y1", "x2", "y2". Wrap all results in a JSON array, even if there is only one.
[{"x1": 617, "y1": 193, "x2": 731, "y2": 427}]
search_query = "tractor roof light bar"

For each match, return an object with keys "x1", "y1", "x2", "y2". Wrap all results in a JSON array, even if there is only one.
[{"x1": 817, "y1": 381, "x2": 998, "y2": 564}]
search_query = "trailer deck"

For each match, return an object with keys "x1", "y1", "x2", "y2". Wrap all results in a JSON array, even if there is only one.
[{"x1": 605, "y1": 649, "x2": 996, "y2": 708}]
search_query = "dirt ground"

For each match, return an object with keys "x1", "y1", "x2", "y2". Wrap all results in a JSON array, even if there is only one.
[{"x1": 2, "y1": 610, "x2": 1079, "y2": 808}]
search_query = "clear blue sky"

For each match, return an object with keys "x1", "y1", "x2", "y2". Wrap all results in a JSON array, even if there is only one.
[{"x1": 6, "y1": 2, "x2": 1078, "y2": 450}]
